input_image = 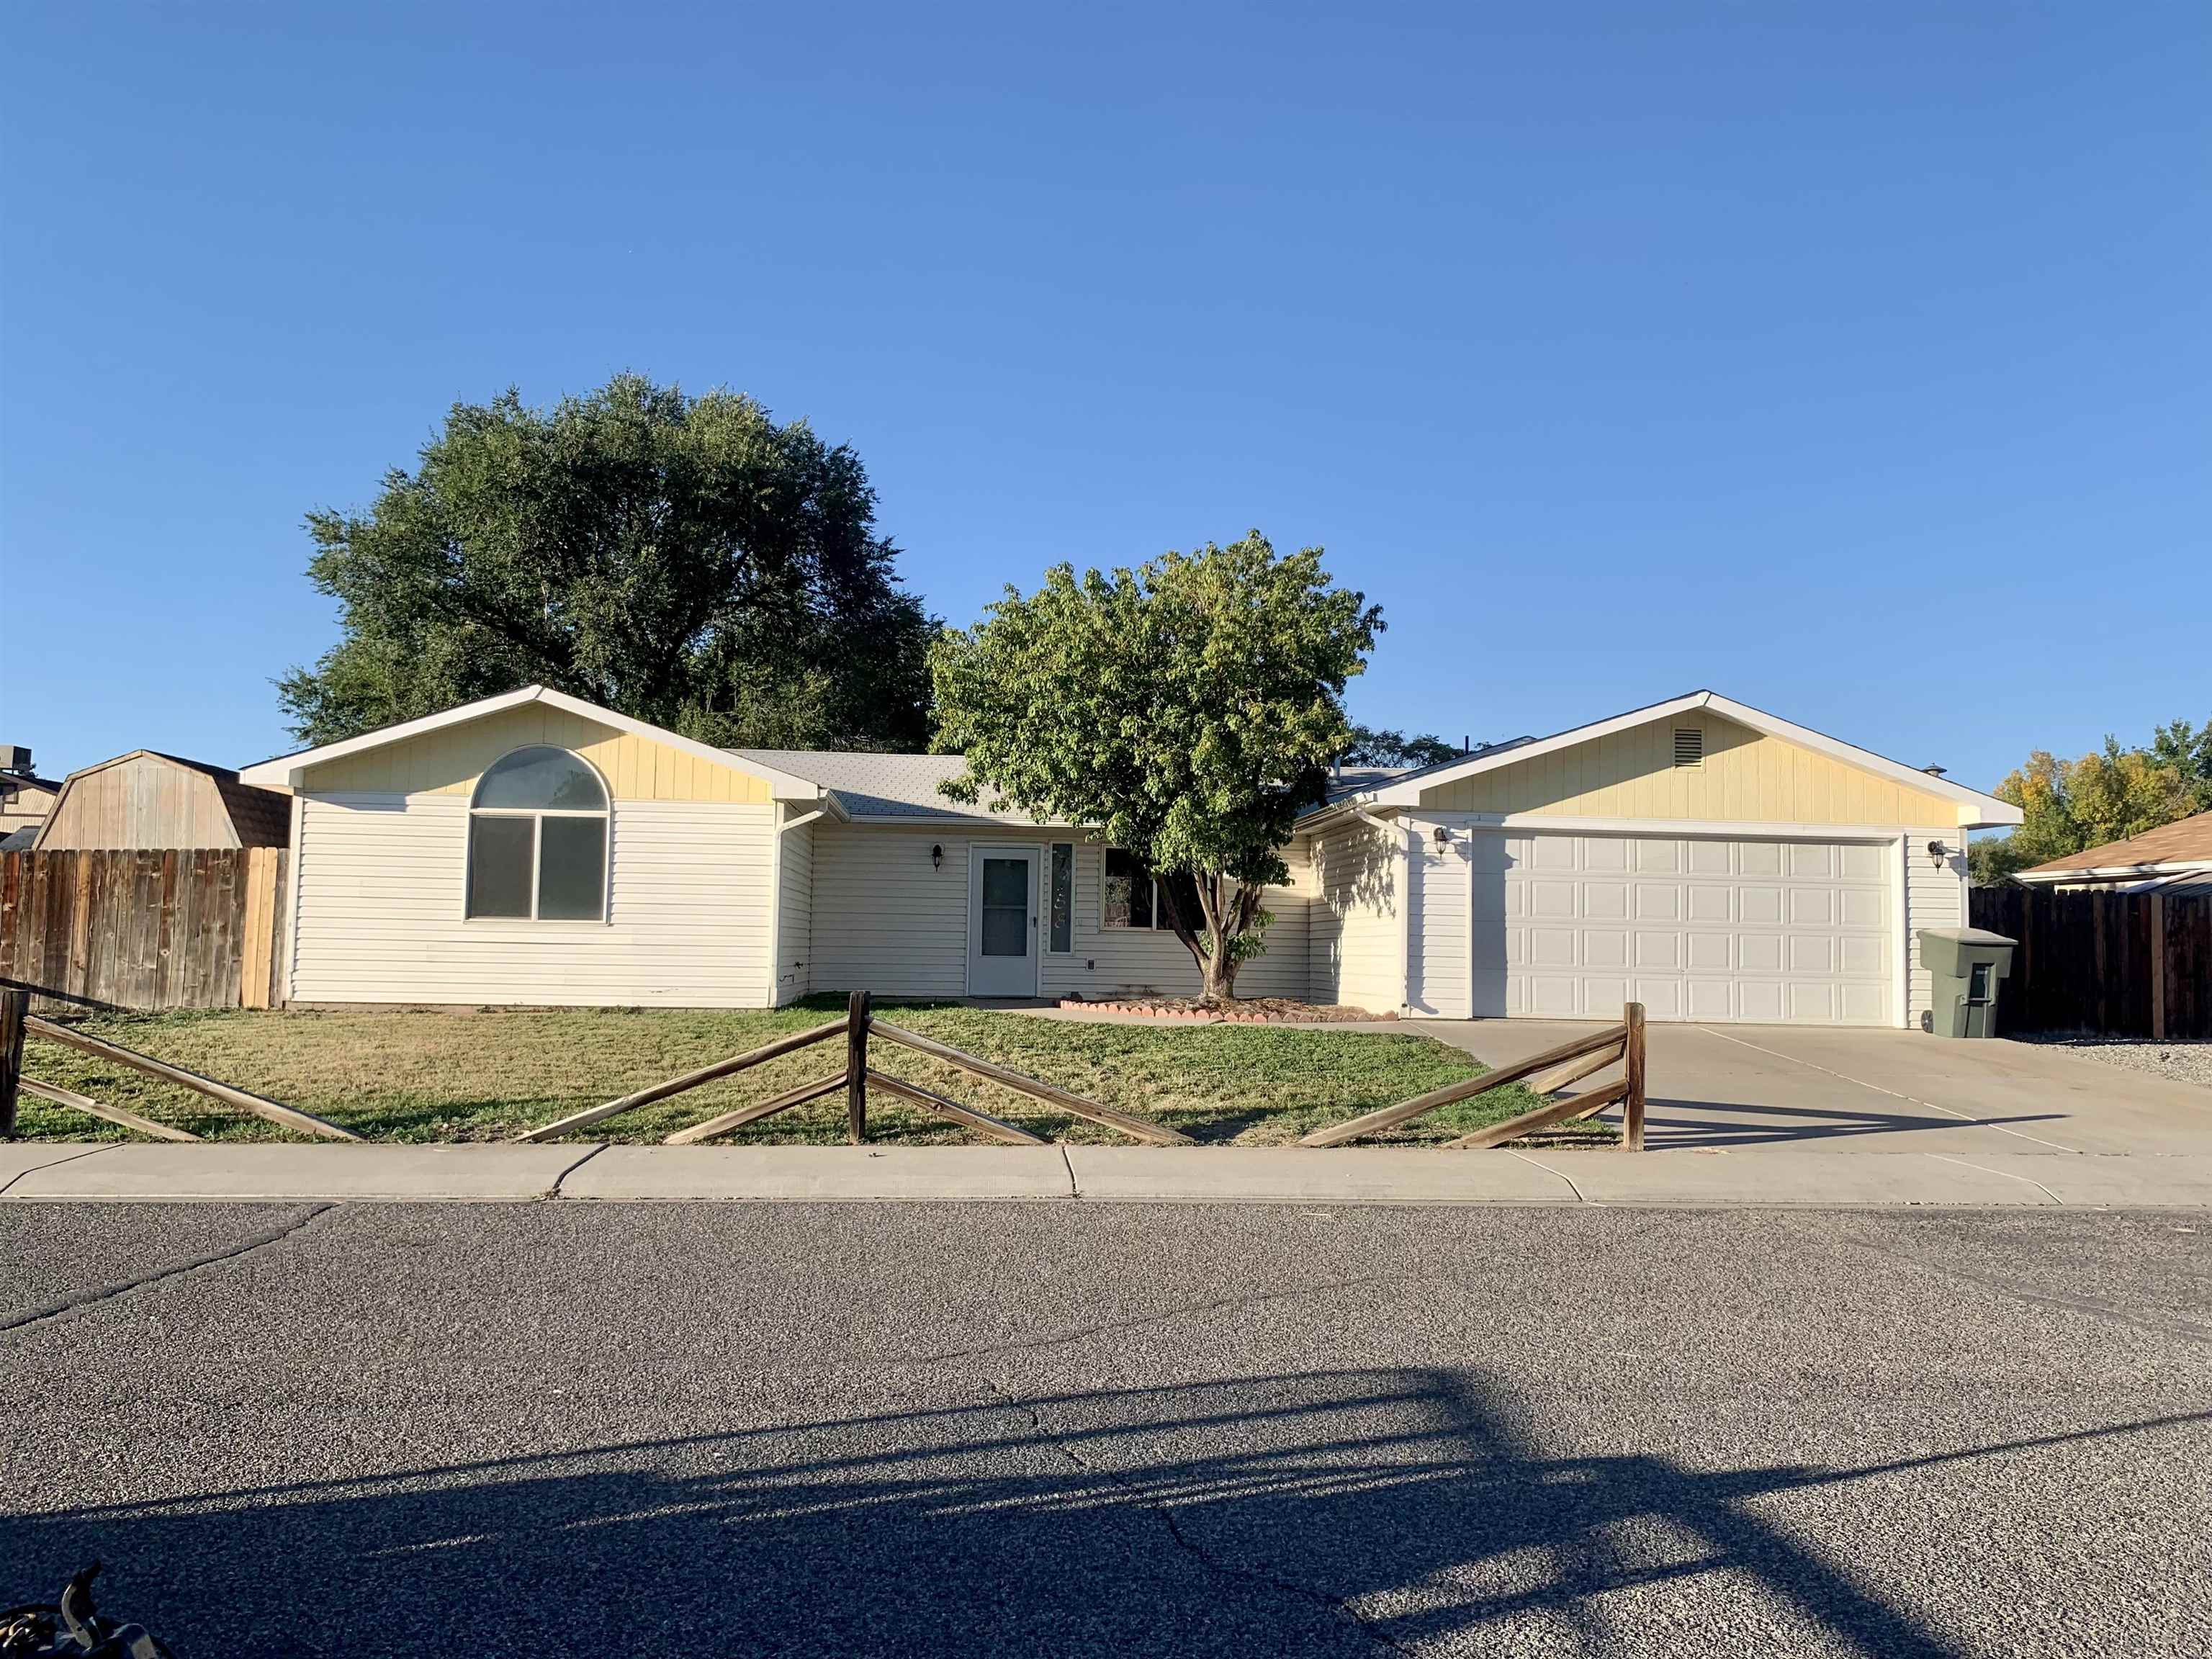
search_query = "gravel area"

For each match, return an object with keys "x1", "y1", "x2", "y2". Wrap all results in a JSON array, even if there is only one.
[{"x1": 2030, "y1": 1036, "x2": 2212, "y2": 1091}]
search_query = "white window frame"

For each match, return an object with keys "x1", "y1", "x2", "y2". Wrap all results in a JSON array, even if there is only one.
[{"x1": 462, "y1": 747, "x2": 613, "y2": 925}]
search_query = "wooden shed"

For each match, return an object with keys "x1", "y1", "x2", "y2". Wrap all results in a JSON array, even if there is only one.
[{"x1": 34, "y1": 750, "x2": 292, "y2": 851}]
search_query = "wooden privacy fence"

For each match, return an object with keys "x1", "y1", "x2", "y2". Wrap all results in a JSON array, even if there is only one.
[
  {"x1": 0, "y1": 848, "x2": 287, "y2": 1012},
  {"x1": 1971, "y1": 886, "x2": 2211, "y2": 1039},
  {"x1": 514, "y1": 991, "x2": 1197, "y2": 1146},
  {"x1": 1300, "y1": 1003, "x2": 1647, "y2": 1149}
]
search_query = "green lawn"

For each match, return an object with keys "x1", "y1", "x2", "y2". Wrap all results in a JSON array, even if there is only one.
[{"x1": 12, "y1": 998, "x2": 1615, "y2": 1148}]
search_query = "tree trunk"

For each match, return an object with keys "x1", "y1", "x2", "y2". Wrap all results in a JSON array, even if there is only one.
[{"x1": 1200, "y1": 949, "x2": 1238, "y2": 1004}]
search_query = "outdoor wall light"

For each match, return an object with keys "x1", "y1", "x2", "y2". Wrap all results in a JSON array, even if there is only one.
[
  {"x1": 930, "y1": 843, "x2": 943, "y2": 869},
  {"x1": 1432, "y1": 824, "x2": 1452, "y2": 850},
  {"x1": 1927, "y1": 839, "x2": 1948, "y2": 866}
]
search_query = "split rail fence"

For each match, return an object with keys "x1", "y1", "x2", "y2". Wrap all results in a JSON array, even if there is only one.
[
  {"x1": 0, "y1": 986, "x2": 1650, "y2": 1152},
  {"x1": 1301, "y1": 1002, "x2": 1647, "y2": 1149}
]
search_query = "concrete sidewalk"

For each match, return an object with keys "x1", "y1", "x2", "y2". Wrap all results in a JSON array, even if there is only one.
[{"x1": 4, "y1": 1141, "x2": 2210, "y2": 1205}]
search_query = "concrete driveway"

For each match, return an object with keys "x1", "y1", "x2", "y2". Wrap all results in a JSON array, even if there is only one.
[{"x1": 1414, "y1": 1020, "x2": 2212, "y2": 1156}]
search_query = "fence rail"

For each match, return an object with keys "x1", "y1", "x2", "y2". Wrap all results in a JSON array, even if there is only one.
[
  {"x1": 1300, "y1": 1003, "x2": 1647, "y2": 1149},
  {"x1": 0, "y1": 848, "x2": 287, "y2": 1012},
  {"x1": 1971, "y1": 886, "x2": 2211, "y2": 1038}
]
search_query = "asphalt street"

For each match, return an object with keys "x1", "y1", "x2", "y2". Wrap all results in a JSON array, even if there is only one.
[{"x1": 3, "y1": 1200, "x2": 2208, "y2": 1657}]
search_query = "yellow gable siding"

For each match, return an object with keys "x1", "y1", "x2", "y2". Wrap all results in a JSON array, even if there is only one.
[
  {"x1": 1416, "y1": 710, "x2": 1956, "y2": 826},
  {"x1": 298, "y1": 703, "x2": 772, "y2": 803}
]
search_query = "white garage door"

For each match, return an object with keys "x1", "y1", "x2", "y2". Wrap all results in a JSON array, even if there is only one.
[{"x1": 1478, "y1": 832, "x2": 1892, "y2": 1025}]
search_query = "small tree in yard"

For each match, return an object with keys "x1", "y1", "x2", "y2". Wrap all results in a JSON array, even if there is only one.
[{"x1": 932, "y1": 533, "x2": 1382, "y2": 1004}]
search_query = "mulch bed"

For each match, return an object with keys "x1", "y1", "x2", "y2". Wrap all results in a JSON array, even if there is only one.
[{"x1": 1056, "y1": 995, "x2": 1395, "y2": 1025}]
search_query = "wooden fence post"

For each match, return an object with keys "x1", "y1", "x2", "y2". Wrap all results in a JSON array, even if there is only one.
[
  {"x1": 0, "y1": 987, "x2": 25, "y2": 1138},
  {"x1": 2150, "y1": 894, "x2": 2167, "y2": 1042},
  {"x1": 1622, "y1": 1001, "x2": 1646, "y2": 1152},
  {"x1": 847, "y1": 989, "x2": 871, "y2": 1144}
]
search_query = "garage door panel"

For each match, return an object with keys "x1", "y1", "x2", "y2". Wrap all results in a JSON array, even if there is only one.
[
  {"x1": 1789, "y1": 935, "x2": 1835, "y2": 974},
  {"x1": 1789, "y1": 845, "x2": 1835, "y2": 878},
  {"x1": 1740, "y1": 842, "x2": 1784, "y2": 876},
  {"x1": 1686, "y1": 980, "x2": 1733, "y2": 1020},
  {"x1": 1531, "y1": 928, "x2": 1576, "y2": 968},
  {"x1": 1789, "y1": 889, "x2": 1834, "y2": 926},
  {"x1": 1686, "y1": 840, "x2": 1732, "y2": 876},
  {"x1": 1530, "y1": 880, "x2": 1577, "y2": 919},
  {"x1": 1491, "y1": 831, "x2": 1891, "y2": 1028},
  {"x1": 1840, "y1": 844, "x2": 1887, "y2": 881},
  {"x1": 1840, "y1": 889, "x2": 1884, "y2": 928},
  {"x1": 1583, "y1": 883, "x2": 1629, "y2": 920},
  {"x1": 1687, "y1": 884, "x2": 1732, "y2": 922}
]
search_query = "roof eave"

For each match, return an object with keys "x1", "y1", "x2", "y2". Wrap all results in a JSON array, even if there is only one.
[{"x1": 238, "y1": 685, "x2": 826, "y2": 802}]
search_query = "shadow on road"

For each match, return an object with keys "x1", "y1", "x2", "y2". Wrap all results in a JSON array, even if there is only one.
[{"x1": 6, "y1": 1369, "x2": 2198, "y2": 1656}]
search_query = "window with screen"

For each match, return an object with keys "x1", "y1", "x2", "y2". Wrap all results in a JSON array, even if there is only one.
[{"x1": 466, "y1": 746, "x2": 609, "y2": 922}]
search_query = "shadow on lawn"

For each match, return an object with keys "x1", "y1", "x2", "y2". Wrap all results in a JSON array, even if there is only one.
[{"x1": 10, "y1": 1367, "x2": 2175, "y2": 1658}]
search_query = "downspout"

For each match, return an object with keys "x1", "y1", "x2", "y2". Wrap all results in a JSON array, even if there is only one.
[{"x1": 1352, "y1": 806, "x2": 1413, "y2": 1015}]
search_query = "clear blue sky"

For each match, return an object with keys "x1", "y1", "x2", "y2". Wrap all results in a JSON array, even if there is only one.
[{"x1": 4, "y1": 3, "x2": 2206, "y2": 791}]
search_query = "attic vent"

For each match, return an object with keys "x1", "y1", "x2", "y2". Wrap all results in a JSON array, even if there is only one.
[{"x1": 1672, "y1": 727, "x2": 1703, "y2": 769}]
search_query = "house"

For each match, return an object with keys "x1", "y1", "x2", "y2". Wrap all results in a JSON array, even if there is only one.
[
  {"x1": 0, "y1": 746, "x2": 62, "y2": 846},
  {"x1": 35, "y1": 750, "x2": 292, "y2": 851},
  {"x1": 2011, "y1": 809, "x2": 2212, "y2": 897},
  {"x1": 237, "y1": 685, "x2": 2021, "y2": 1029}
]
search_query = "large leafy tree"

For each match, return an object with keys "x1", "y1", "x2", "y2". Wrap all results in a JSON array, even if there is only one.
[
  {"x1": 279, "y1": 374, "x2": 936, "y2": 750},
  {"x1": 932, "y1": 532, "x2": 1383, "y2": 1003},
  {"x1": 1340, "y1": 724, "x2": 1462, "y2": 768},
  {"x1": 1969, "y1": 718, "x2": 2211, "y2": 884}
]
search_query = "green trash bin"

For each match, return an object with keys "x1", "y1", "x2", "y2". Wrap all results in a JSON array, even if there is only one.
[{"x1": 1917, "y1": 927, "x2": 2017, "y2": 1038}]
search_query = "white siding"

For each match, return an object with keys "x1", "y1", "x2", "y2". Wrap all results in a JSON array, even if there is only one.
[
  {"x1": 1904, "y1": 826, "x2": 1966, "y2": 1029},
  {"x1": 290, "y1": 793, "x2": 775, "y2": 1007},
  {"x1": 1306, "y1": 817, "x2": 1406, "y2": 1013},
  {"x1": 1406, "y1": 818, "x2": 1472, "y2": 1018},
  {"x1": 808, "y1": 823, "x2": 1310, "y2": 1000},
  {"x1": 774, "y1": 814, "x2": 814, "y2": 1004}
]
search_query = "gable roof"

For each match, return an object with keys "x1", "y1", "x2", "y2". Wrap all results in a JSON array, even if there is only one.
[
  {"x1": 238, "y1": 686, "x2": 831, "y2": 805},
  {"x1": 2015, "y1": 809, "x2": 2212, "y2": 884},
  {"x1": 1304, "y1": 691, "x2": 2023, "y2": 830},
  {"x1": 731, "y1": 749, "x2": 1061, "y2": 826}
]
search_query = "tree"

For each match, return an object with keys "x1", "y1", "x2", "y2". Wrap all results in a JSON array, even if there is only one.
[
  {"x1": 1340, "y1": 724, "x2": 1461, "y2": 768},
  {"x1": 931, "y1": 532, "x2": 1383, "y2": 1002},
  {"x1": 1971, "y1": 717, "x2": 2210, "y2": 883},
  {"x1": 278, "y1": 374, "x2": 938, "y2": 750}
]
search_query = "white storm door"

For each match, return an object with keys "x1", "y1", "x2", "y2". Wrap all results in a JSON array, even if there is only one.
[{"x1": 967, "y1": 846, "x2": 1040, "y2": 997}]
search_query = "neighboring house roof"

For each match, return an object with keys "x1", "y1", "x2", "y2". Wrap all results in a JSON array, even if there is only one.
[
  {"x1": 2015, "y1": 809, "x2": 2212, "y2": 886},
  {"x1": 732, "y1": 749, "x2": 1059, "y2": 826},
  {"x1": 238, "y1": 685, "x2": 833, "y2": 807},
  {"x1": 1301, "y1": 690, "x2": 2023, "y2": 830}
]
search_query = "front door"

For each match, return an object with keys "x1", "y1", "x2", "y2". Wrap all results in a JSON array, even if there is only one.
[{"x1": 967, "y1": 845, "x2": 1040, "y2": 997}]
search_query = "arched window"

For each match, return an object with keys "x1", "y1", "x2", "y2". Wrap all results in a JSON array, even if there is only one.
[{"x1": 466, "y1": 747, "x2": 609, "y2": 921}]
